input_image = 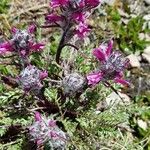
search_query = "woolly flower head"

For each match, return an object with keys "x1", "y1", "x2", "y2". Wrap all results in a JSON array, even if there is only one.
[
  {"x1": 62, "y1": 73, "x2": 86, "y2": 95},
  {"x1": 0, "y1": 25, "x2": 44, "y2": 56},
  {"x1": 18, "y1": 65, "x2": 47, "y2": 94},
  {"x1": 87, "y1": 40, "x2": 130, "y2": 86},
  {"x1": 12, "y1": 29, "x2": 32, "y2": 50},
  {"x1": 29, "y1": 112, "x2": 67, "y2": 149}
]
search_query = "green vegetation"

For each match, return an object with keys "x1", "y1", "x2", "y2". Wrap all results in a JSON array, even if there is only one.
[{"x1": 0, "y1": 1, "x2": 150, "y2": 150}]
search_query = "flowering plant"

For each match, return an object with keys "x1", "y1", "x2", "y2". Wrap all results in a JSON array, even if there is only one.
[
  {"x1": 29, "y1": 112, "x2": 67, "y2": 149},
  {"x1": 0, "y1": 25, "x2": 44, "y2": 57},
  {"x1": 87, "y1": 40, "x2": 130, "y2": 86},
  {"x1": 0, "y1": 0, "x2": 132, "y2": 149},
  {"x1": 45, "y1": 0, "x2": 100, "y2": 63},
  {"x1": 17, "y1": 65, "x2": 48, "y2": 94}
]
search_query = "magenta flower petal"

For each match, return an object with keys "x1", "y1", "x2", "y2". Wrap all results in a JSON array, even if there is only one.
[
  {"x1": 39, "y1": 70, "x2": 48, "y2": 80},
  {"x1": 31, "y1": 43, "x2": 45, "y2": 51},
  {"x1": 0, "y1": 42, "x2": 12, "y2": 54},
  {"x1": 72, "y1": 12, "x2": 86, "y2": 23},
  {"x1": 124, "y1": 58, "x2": 130, "y2": 68},
  {"x1": 85, "y1": 0, "x2": 100, "y2": 7},
  {"x1": 46, "y1": 14, "x2": 63, "y2": 23},
  {"x1": 93, "y1": 48, "x2": 106, "y2": 61},
  {"x1": 28, "y1": 24, "x2": 36, "y2": 33},
  {"x1": 114, "y1": 78, "x2": 130, "y2": 86},
  {"x1": 35, "y1": 112, "x2": 42, "y2": 122},
  {"x1": 75, "y1": 22, "x2": 90, "y2": 39},
  {"x1": 115, "y1": 72, "x2": 124, "y2": 78},
  {"x1": 50, "y1": 131, "x2": 58, "y2": 139},
  {"x1": 36, "y1": 139, "x2": 43, "y2": 145},
  {"x1": 20, "y1": 50, "x2": 26, "y2": 56},
  {"x1": 50, "y1": 0, "x2": 69, "y2": 8},
  {"x1": 0, "y1": 48, "x2": 8, "y2": 55},
  {"x1": 49, "y1": 120, "x2": 56, "y2": 127},
  {"x1": 106, "y1": 40, "x2": 113, "y2": 56},
  {"x1": 11, "y1": 27, "x2": 18, "y2": 34},
  {"x1": 0, "y1": 47, "x2": 11, "y2": 54},
  {"x1": 87, "y1": 72, "x2": 102, "y2": 86}
]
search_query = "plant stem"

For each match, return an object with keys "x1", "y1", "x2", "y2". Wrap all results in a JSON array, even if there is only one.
[
  {"x1": 104, "y1": 81, "x2": 126, "y2": 104},
  {"x1": 40, "y1": 24, "x2": 60, "y2": 28},
  {"x1": 56, "y1": 25, "x2": 70, "y2": 64}
]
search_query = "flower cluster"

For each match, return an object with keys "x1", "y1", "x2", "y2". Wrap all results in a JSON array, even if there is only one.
[
  {"x1": 45, "y1": 0, "x2": 100, "y2": 39},
  {"x1": 62, "y1": 73, "x2": 86, "y2": 95},
  {"x1": 0, "y1": 25, "x2": 44, "y2": 57},
  {"x1": 87, "y1": 40, "x2": 130, "y2": 86},
  {"x1": 17, "y1": 65, "x2": 48, "y2": 94},
  {"x1": 29, "y1": 112, "x2": 67, "y2": 149},
  {"x1": 0, "y1": 1, "x2": 131, "y2": 149}
]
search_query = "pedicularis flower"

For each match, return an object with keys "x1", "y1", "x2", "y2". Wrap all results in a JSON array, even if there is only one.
[
  {"x1": 45, "y1": 0, "x2": 100, "y2": 39},
  {"x1": 62, "y1": 73, "x2": 86, "y2": 95},
  {"x1": 87, "y1": 40, "x2": 130, "y2": 86},
  {"x1": 29, "y1": 112, "x2": 67, "y2": 149},
  {"x1": 0, "y1": 25, "x2": 44, "y2": 57},
  {"x1": 18, "y1": 65, "x2": 48, "y2": 94}
]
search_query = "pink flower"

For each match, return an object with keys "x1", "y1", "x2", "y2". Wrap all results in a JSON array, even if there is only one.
[
  {"x1": 35, "y1": 112, "x2": 42, "y2": 122},
  {"x1": 30, "y1": 43, "x2": 45, "y2": 52},
  {"x1": 0, "y1": 42, "x2": 12, "y2": 54},
  {"x1": 50, "y1": 0, "x2": 69, "y2": 8},
  {"x1": 71, "y1": 12, "x2": 86, "y2": 23},
  {"x1": 85, "y1": 0, "x2": 100, "y2": 7},
  {"x1": 18, "y1": 65, "x2": 47, "y2": 93},
  {"x1": 93, "y1": 40, "x2": 113, "y2": 61},
  {"x1": 50, "y1": 131, "x2": 59, "y2": 139},
  {"x1": 11, "y1": 27, "x2": 18, "y2": 34},
  {"x1": 0, "y1": 26, "x2": 45, "y2": 56},
  {"x1": 77, "y1": 0, "x2": 86, "y2": 8},
  {"x1": 39, "y1": 70, "x2": 48, "y2": 80},
  {"x1": 29, "y1": 112, "x2": 67, "y2": 148},
  {"x1": 75, "y1": 22, "x2": 91, "y2": 39},
  {"x1": 49, "y1": 120, "x2": 56, "y2": 127},
  {"x1": 87, "y1": 72, "x2": 102, "y2": 86},
  {"x1": 36, "y1": 139, "x2": 43, "y2": 146},
  {"x1": 28, "y1": 24, "x2": 36, "y2": 33},
  {"x1": 87, "y1": 40, "x2": 130, "y2": 86},
  {"x1": 46, "y1": 14, "x2": 63, "y2": 23}
]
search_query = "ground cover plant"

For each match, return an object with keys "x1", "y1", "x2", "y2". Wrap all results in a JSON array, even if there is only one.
[{"x1": 0, "y1": 0, "x2": 150, "y2": 149}]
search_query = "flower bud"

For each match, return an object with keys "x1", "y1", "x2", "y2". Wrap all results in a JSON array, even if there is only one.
[
  {"x1": 29, "y1": 112, "x2": 67, "y2": 149},
  {"x1": 18, "y1": 65, "x2": 47, "y2": 94},
  {"x1": 12, "y1": 29, "x2": 31, "y2": 49},
  {"x1": 62, "y1": 73, "x2": 86, "y2": 95}
]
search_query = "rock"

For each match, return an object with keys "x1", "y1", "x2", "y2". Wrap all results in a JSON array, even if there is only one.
[
  {"x1": 122, "y1": 18, "x2": 129, "y2": 25},
  {"x1": 118, "y1": 9, "x2": 129, "y2": 18},
  {"x1": 143, "y1": 46, "x2": 150, "y2": 55},
  {"x1": 96, "y1": 100, "x2": 107, "y2": 111},
  {"x1": 127, "y1": 54, "x2": 141, "y2": 68},
  {"x1": 144, "y1": 0, "x2": 150, "y2": 5},
  {"x1": 139, "y1": 33, "x2": 150, "y2": 41},
  {"x1": 139, "y1": 33, "x2": 145, "y2": 40},
  {"x1": 143, "y1": 15, "x2": 150, "y2": 29},
  {"x1": 137, "y1": 119, "x2": 148, "y2": 130},
  {"x1": 143, "y1": 14, "x2": 150, "y2": 21},
  {"x1": 117, "y1": 8, "x2": 130, "y2": 24},
  {"x1": 117, "y1": 122, "x2": 134, "y2": 132},
  {"x1": 128, "y1": 0, "x2": 149, "y2": 16},
  {"x1": 142, "y1": 46, "x2": 150, "y2": 63},
  {"x1": 143, "y1": 22, "x2": 150, "y2": 30},
  {"x1": 105, "y1": 92, "x2": 131, "y2": 107}
]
